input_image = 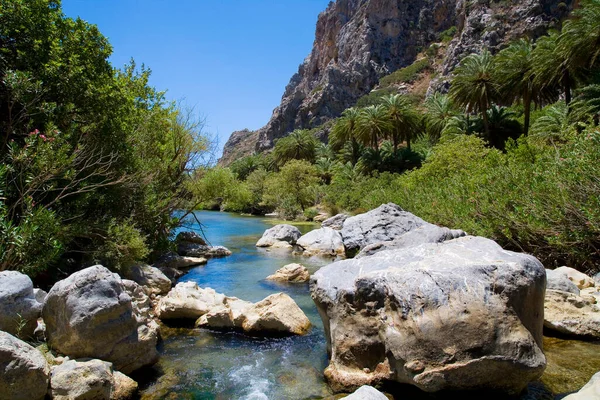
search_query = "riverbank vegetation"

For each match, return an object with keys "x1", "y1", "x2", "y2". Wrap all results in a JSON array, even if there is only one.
[
  {"x1": 199, "y1": 0, "x2": 600, "y2": 272},
  {"x1": 0, "y1": 0, "x2": 209, "y2": 279}
]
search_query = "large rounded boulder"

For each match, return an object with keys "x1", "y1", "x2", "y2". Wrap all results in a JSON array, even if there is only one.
[
  {"x1": 42, "y1": 265, "x2": 159, "y2": 374},
  {"x1": 0, "y1": 331, "x2": 49, "y2": 400},
  {"x1": 256, "y1": 224, "x2": 302, "y2": 247},
  {"x1": 0, "y1": 271, "x2": 43, "y2": 338},
  {"x1": 310, "y1": 236, "x2": 547, "y2": 394}
]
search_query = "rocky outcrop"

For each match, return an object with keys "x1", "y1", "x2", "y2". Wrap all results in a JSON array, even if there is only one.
[
  {"x1": 219, "y1": 0, "x2": 571, "y2": 163},
  {"x1": 343, "y1": 385, "x2": 388, "y2": 399},
  {"x1": 219, "y1": 129, "x2": 260, "y2": 166},
  {"x1": 50, "y1": 359, "x2": 114, "y2": 400},
  {"x1": 311, "y1": 235, "x2": 546, "y2": 394},
  {"x1": 433, "y1": 0, "x2": 573, "y2": 91},
  {"x1": 0, "y1": 331, "x2": 49, "y2": 400},
  {"x1": 126, "y1": 264, "x2": 171, "y2": 295},
  {"x1": 42, "y1": 265, "x2": 159, "y2": 374},
  {"x1": 266, "y1": 263, "x2": 311, "y2": 283},
  {"x1": 0, "y1": 271, "x2": 43, "y2": 338},
  {"x1": 563, "y1": 371, "x2": 600, "y2": 400},
  {"x1": 297, "y1": 227, "x2": 346, "y2": 258},
  {"x1": 256, "y1": 224, "x2": 302, "y2": 248},
  {"x1": 322, "y1": 213, "x2": 349, "y2": 230}
]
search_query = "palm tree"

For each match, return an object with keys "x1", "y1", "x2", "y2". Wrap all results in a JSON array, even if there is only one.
[
  {"x1": 532, "y1": 32, "x2": 573, "y2": 105},
  {"x1": 380, "y1": 94, "x2": 421, "y2": 151},
  {"x1": 356, "y1": 104, "x2": 393, "y2": 152},
  {"x1": 449, "y1": 49, "x2": 499, "y2": 141},
  {"x1": 529, "y1": 101, "x2": 569, "y2": 145},
  {"x1": 494, "y1": 39, "x2": 551, "y2": 135},
  {"x1": 424, "y1": 93, "x2": 459, "y2": 143},
  {"x1": 272, "y1": 129, "x2": 318, "y2": 167},
  {"x1": 559, "y1": 0, "x2": 600, "y2": 76},
  {"x1": 329, "y1": 107, "x2": 361, "y2": 164}
]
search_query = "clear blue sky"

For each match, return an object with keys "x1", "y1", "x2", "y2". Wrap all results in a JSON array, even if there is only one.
[{"x1": 61, "y1": 0, "x2": 330, "y2": 158}]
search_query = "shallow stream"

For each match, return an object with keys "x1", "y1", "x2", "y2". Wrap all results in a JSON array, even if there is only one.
[{"x1": 139, "y1": 211, "x2": 600, "y2": 399}]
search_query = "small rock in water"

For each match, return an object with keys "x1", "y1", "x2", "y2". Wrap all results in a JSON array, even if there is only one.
[
  {"x1": 154, "y1": 252, "x2": 208, "y2": 270},
  {"x1": 241, "y1": 293, "x2": 311, "y2": 336},
  {"x1": 176, "y1": 231, "x2": 207, "y2": 245},
  {"x1": 156, "y1": 282, "x2": 226, "y2": 320},
  {"x1": 266, "y1": 263, "x2": 310, "y2": 283}
]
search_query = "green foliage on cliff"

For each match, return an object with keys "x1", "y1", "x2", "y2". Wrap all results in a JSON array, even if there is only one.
[{"x1": 0, "y1": 0, "x2": 208, "y2": 277}]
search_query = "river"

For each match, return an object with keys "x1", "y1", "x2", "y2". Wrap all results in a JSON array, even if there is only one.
[{"x1": 139, "y1": 211, "x2": 600, "y2": 399}]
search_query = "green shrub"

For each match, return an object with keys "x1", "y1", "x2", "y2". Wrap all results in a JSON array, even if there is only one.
[
  {"x1": 303, "y1": 207, "x2": 319, "y2": 221},
  {"x1": 379, "y1": 58, "x2": 431, "y2": 88},
  {"x1": 438, "y1": 26, "x2": 458, "y2": 42}
]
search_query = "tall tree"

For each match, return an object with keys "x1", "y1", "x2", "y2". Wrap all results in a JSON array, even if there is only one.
[
  {"x1": 424, "y1": 93, "x2": 458, "y2": 143},
  {"x1": 329, "y1": 107, "x2": 361, "y2": 164},
  {"x1": 532, "y1": 32, "x2": 574, "y2": 105},
  {"x1": 380, "y1": 94, "x2": 421, "y2": 151},
  {"x1": 449, "y1": 50, "x2": 499, "y2": 141},
  {"x1": 356, "y1": 105, "x2": 392, "y2": 152},
  {"x1": 495, "y1": 39, "x2": 550, "y2": 135},
  {"x1": 559, "y1": 0, "x2": 600, "y2": 76},
  {"x1": 272, "y1": 129, "x2": 318, "y2": 167}
]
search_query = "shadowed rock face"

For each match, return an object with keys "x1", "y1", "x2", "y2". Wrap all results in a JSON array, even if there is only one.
[
  {"x1": 310, "y1": 235, "x2": 546, "y2": 394},
  {"x1": 219, "y1": 0, "x2": 572, "y2": 164}
]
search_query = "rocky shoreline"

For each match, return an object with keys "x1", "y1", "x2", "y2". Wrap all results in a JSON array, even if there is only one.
[{"x1": 1, "y1": 204, "x2": 600, "y2": 399}]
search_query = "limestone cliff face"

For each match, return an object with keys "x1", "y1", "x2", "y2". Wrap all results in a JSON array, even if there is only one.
[{"x1": 219, "y1": 0, "x2": 571, "y2": 165}]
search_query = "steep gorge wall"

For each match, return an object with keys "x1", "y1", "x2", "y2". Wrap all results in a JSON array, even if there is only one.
[{"x1": 219, "y1": 0, "x2": 571, "y2": 166}]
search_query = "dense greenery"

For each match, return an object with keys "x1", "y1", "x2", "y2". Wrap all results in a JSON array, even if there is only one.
[
  {"x1": 198, "y1": 0, "x2": 600, "y2": 273},
  {"x1": 0, "y1": 0, "x2": 207, "y2": 278}
]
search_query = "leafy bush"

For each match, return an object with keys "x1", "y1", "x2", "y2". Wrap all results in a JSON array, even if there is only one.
[
  {"x1": 379, "y1": 59, "x2": 431, "y2": 88},
  {"x1": 438, "y1": 26, "x2": 458, "y2": 43}
]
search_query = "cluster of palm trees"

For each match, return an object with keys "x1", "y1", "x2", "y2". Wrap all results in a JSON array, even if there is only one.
[
  {"x1": 450, "y1": 0, "x2": 600, "y2": 138},
  {"x1": 330, "y1": 94, "x2": 422, "y2": 157},
  {"x1": 261, "y1": 0, "x2": 600, "y2": 177},
  {"x1": 329, "y1": 0, "x2": 600, "y2": 156}
]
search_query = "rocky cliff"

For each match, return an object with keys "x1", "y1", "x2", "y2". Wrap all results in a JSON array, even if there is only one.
[{"x1": 219, "y1": 0, "x2": 572, "y2": 165}]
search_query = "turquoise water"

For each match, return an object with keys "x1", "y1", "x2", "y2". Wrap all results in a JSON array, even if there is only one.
[
  {"x1": 140, "y1": 211, "x2": 333, "y2": 400},
  {"x1": 139, "y1": 211, "x2": 600, "y2": 400}
]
